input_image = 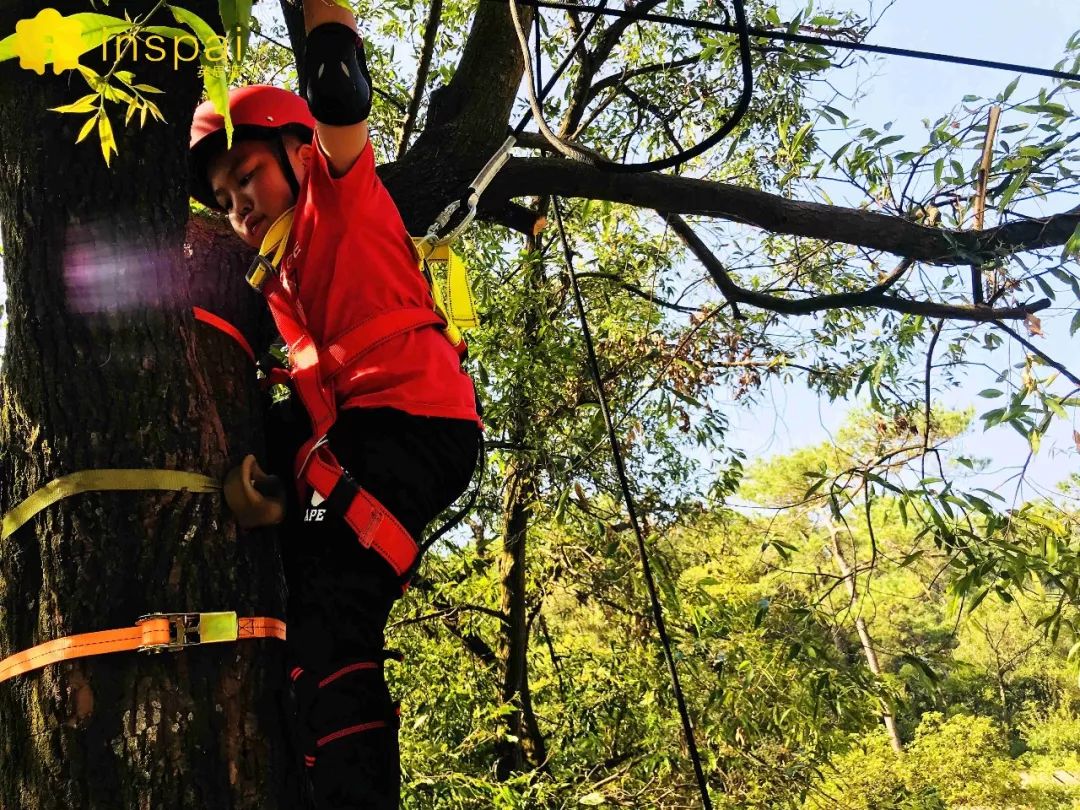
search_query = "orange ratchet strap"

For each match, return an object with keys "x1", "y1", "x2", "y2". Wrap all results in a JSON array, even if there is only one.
[{"x1": 0, "y1": 612, "x2": 286, "y2": 684}]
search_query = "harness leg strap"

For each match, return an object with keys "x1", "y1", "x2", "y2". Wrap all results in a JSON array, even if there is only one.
[{"x1": 301, "y1": 447, "x2": 419, "y2": 581}]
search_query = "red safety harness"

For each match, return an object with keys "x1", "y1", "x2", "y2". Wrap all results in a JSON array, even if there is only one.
[{"x1": 242, "y1": 225, "x2": 467, "y2": 589}]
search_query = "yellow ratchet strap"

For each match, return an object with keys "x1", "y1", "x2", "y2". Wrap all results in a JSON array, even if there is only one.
[{"x1": 1, "y1": 470, "x2": 221, "y2": 540}]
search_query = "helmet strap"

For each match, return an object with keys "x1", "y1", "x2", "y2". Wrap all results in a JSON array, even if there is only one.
[{"x1": 273, "y1": 133, "x2": 301, "y2": 201}]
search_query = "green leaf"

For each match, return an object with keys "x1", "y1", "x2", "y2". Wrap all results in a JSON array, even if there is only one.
[
  {"x1": 50, "y1": 94, "x2": 98, "y2": 114},
  {"x1": 1070, "y1": 309, "x2": 1080, "y2": 336},
  {"x1": 76, "y1": 113, "x2": 98, "y2": 144},
  {"x1": 978, "y1": 389, "x2": 1003, "y2": 398},
  {"x1": 899, "y1": 653, "x2": 939, "y2": 683},
  {"x1": 218, "y1": 0, "x2": 253, "y2": 67},
  {"x1": 998, "y1": 173, "x2": 1026, "y2": 211},
  {"x1": 169, "y1": 6, "x2": 220, "y2": 52},
  {"x1": 143, "y1": 25, "x2": 194, "y2": 40},
  {"x1": 578, "y1": 793, "x2": 607, "y2": 806},
  {"x1": 98, "y1": 110, "x2": 116, "y2": 166},
  {"x1": 1064, "y1": 223, "x2": 1080, "y2": 260},
  {"x1": 0, "y1": 31, "x2": 14, "y2": 62},
  {"x1": 790, "y1": 121, "x2": 813, "y2": 154},
  {"x1": 71, "y1": 13, "x2": 133, "y2": 60},
  {"x1": 1002, "y1": 75, "x2": 1020, "y2": 101},
  {"x1": 201, "y1": 61, "x2": 231, "y2": 143},
  {"x1": 967, "y1": 585, "x2": 991, "y2": 613}
]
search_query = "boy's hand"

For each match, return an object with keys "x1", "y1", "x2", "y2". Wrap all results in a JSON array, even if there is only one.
[{"x1": 224, "y1": 454, "x2": 287, "y2": 529}]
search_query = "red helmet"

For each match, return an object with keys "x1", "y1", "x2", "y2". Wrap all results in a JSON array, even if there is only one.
[{"x1": 189, "y1": 85, "x2": 315, "y2": 210}]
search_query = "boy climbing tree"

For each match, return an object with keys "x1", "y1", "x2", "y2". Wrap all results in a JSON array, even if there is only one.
[{"x1": 188, "y1": 0, "x2": 483, "y2": 805}]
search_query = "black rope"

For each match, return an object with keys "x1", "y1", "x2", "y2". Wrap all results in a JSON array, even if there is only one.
[
  {"x1": 508, "y1": 0, "x2": 754, "y2": 173},
  {"x1": 552, "y1": 196, "x2": 713, "y2": 809},
  {"x1": 494, "y1": 0, "x2": 1080, "y2": 83},
  {"x1": 512, "y1": 0, "x2": 610, "y2": 137}
]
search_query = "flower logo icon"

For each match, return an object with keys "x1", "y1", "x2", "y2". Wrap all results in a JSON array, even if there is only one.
[{"x1": 13, "y1": 8, "x2": 83, "y2": 75}]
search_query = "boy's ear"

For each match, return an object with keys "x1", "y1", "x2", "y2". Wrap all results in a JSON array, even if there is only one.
[{"x1": 297, "y1": 142, "x2": 313, "y2": 169}]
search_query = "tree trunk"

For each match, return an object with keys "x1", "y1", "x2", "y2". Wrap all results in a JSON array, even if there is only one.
[
  {"x1": 0, "y1": 5, "x2": 300, "y2": 806},
  {"x1": 493, "y1": 233, "x2": 550, "y2": 780},
  {"x1": 829, "y1": 528, "x2": 904, "y2": 754},
  {"x1": 495, "y1": 455, "x2": 533, "y2": 779}
]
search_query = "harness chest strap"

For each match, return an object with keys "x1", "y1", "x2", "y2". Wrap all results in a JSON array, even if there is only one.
[{"x1": 189, "y1": 279, "x2": 430, "y2": 578}]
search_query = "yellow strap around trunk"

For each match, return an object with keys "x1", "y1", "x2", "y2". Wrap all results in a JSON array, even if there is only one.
[{"x1": 1, "y1": 470, "x2": 221, "y2": 540}]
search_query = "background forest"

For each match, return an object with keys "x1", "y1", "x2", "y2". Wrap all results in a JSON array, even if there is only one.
[
  {"x1": 0, "y1": 0, "x2": 1076, "y2": 806},
  {"x1": 347, "y1": 0, "x2": 1080, "y2": 806}
]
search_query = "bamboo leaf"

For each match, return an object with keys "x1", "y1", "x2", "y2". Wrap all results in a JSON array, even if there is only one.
[
  {"x1": 76, "y1": 113, "x2": 98, "y2": 144},
  {"x1": 50, "y1": 94, "x2": 98, "y2": 114},
  {"x1": 98, "y1": 111, "x2": 116, "y2": 166}
]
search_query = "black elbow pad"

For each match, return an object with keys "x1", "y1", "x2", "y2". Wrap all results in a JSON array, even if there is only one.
[{"x1": 303, "y1": 22, "x2": 372, "y2": 126}]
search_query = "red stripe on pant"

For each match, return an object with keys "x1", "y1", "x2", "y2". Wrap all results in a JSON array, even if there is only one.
[{"x1": 317, "y1": 719, "x2": 391, "y2": 749}]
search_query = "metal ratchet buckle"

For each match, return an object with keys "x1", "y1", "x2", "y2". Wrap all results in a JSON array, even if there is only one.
[
  {"x1": 245, "y1": 255, "x2": 276, "y2": 292},
  {"x1": 137, "y1": 612, "x2": 239, "y2": 654}
]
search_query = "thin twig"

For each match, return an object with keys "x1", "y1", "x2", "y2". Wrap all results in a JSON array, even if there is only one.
[
  {"x1": 991, "y1": 321, "x2": 1080, "y2": 387},
  {"x1": 397, "y1": 0, "x2": 444, "y2": 158}
]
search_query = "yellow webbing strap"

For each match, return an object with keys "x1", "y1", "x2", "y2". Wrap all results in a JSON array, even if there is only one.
[
  {"x1": 253, "y1": 208, "x2": 477, "y2": 348},
  {"x1": 260, "y1": 208, "x2": 295, "y2": 268},
  {"x1": 1, "y1": 470, "x2": 221, "y2": 540},
  {"x1": 413, "y1": 240, "x2": 478, "y2": 337}
]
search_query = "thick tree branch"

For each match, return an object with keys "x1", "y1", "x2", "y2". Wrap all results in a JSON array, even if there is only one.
[
  {"x1": 485, "y1": 157, "x2": 1080, "y2": 264},
  {"x1": 397, "y1": 0, "x2": 444, "y2": 159},
  {"x1": 425, "y1": 0, "x2": 531, "y2": 147},
  {"x1": 668, "y1": 214, "x2": 1050, "y2": 323}
]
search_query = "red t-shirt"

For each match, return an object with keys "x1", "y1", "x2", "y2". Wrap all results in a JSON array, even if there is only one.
[{"x1": 278, "y1": 135, "x2": 481, "y2": 426}]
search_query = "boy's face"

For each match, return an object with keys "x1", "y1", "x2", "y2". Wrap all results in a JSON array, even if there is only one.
[{"x1": 207, "y1": 137, "x2": 312, "y2": 249}]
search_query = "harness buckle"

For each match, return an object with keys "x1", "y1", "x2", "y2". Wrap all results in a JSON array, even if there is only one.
[
  {"x1": 246, "y1": 255, "x2": 276, "y2": 292},
  {"x1": 298, "y1": 434, "x2": 329, "y2": 478},
  {"x1": 137, "y1": 611, "x2": 239, "y2": 654}
]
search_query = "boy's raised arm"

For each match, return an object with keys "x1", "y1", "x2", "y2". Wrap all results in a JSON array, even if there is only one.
[{"x1": 302, "y1": 0, "x2": 371, "y2": 177}]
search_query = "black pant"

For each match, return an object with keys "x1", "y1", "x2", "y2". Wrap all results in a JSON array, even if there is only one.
[{"x1": 271, "y1": 405, "x2": 480, "y2": 809}]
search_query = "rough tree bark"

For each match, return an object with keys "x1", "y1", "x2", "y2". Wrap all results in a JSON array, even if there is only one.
[{"x1": 0, "y1": 1, "x2": 300, "y2": 807}]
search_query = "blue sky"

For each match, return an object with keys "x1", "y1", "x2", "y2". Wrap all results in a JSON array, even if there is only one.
[{"x1": 722, "y1": 0, "x2": 1080, "y2": 500}]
